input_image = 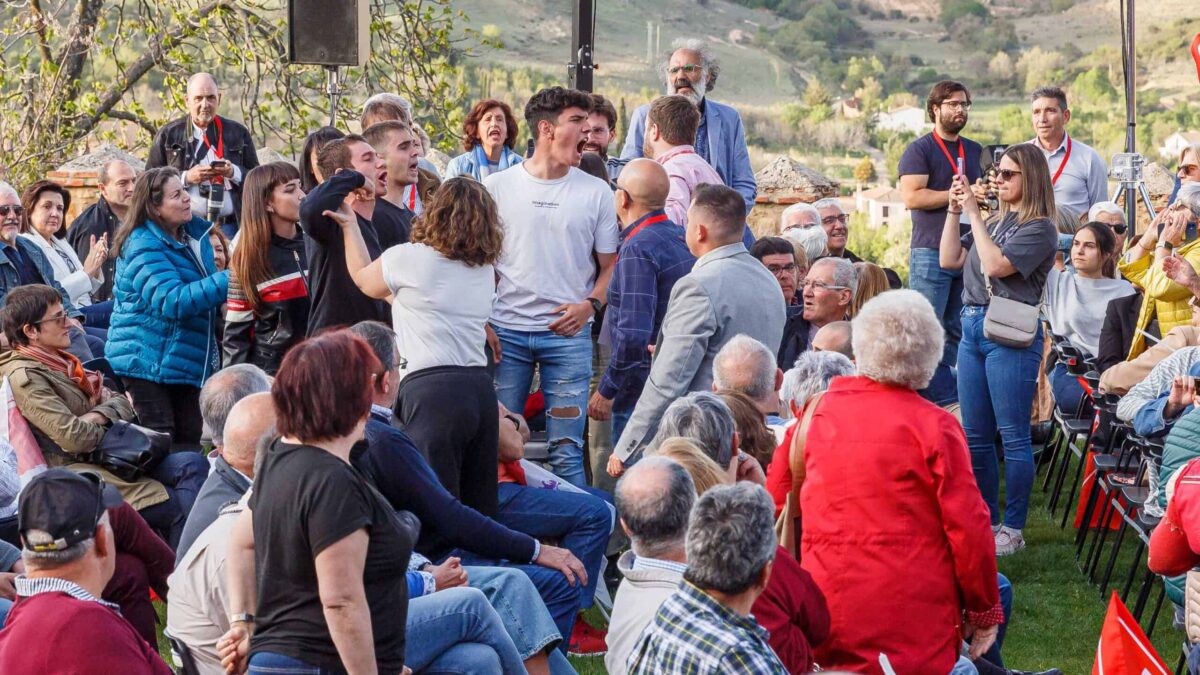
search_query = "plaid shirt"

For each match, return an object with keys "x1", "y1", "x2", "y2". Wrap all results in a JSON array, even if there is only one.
[
  {"x1": 626, "y1": 579, "x2": 787, "y2": 675},
  {"x1": 599, "y1": 210, "x2": 695, "y2": 410}
]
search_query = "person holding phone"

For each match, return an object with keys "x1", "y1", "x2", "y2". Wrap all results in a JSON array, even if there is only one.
[
  {"x1": 940, "y1": 144, "x2": 1057, "y2": 556},
  {"x1": 1118, "y1": 198, "x2": 1200, "y2": 359}
]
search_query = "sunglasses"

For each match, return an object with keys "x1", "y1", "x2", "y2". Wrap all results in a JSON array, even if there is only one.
[
  {"x1": 0, "y1": 205, "x2": 25, "y2": 217},
  {"x1": 996, "y1": 169, "x2": 1022, "y2": 182},
  {"x1": 1111, "y1": 223, "x2": 1128, "y2": 235},
  {"x1": 29, "y1": 311, "x2": 69, "y2": 328}
]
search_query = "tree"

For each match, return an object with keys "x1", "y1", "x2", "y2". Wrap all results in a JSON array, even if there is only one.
[
  {"x1": 938, "y1": 0, "x2": 989, "y2": 27},
  {"x1": 987, "y1": 51, "x2": 1016, "y2": 90},
  {"x1": 0, "y1": 0, "x2": 481, "y2": 186},
  {"x1": 854, "y1": 156, "x2": 876, "y2": 184},
  {"x1": 803, "y1": 80, "x2": 831, "y2": 109},
  {"x1": 854, "y1": 77, "x2": 883, "y2": 114},
  {"x1": 1016, "y1": 46, "x2": 1066, "y2": 93}
]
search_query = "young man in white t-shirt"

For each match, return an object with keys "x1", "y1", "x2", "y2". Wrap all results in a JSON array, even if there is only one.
[{"x1": 484, "y1": 87, "x2": 620, "y2": 488}]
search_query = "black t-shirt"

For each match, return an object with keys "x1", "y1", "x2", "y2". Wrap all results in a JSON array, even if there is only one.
[
  {"x1": 372, "y1": 198, "x2": 413, "y2": 251},
  {"x1": 961, "y1": 212, "x2": 1057, "y2": 307},
  {"x1": 249, "y1": 439, "x2": 417, "y2": 672},
  {"x1": 897, "y1": 132, "x2": 983, "y2": 250}
]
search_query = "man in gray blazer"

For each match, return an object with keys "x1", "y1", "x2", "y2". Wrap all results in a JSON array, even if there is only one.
[{"x1": 608, "y1": 184, "x2": 785, "y2": 476}]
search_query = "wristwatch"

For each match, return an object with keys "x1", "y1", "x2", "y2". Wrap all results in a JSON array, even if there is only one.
[
  {"x1": 587, "y1": 297, "x2": 603, "y2": 315},
  {"x1": 229, "y1": 613, "x2": 255, "y2": 625}
]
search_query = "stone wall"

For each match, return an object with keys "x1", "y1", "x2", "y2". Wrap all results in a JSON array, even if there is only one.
[{"x1": 747, "y1": 157, "x2": 839, "y2": 239}]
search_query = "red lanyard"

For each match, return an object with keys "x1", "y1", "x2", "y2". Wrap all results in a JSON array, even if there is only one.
[
  {"x1": 407, "y1": 185, "x2": 417, "y2": 210},
  {"x1": 932, "y1": 132, "x2": 965, "y2": 175},
  {"x1": 199, "y1": 116, "x2": 225, "y2": 185},
  {"x1": 618, "y1": 213, "x2": 670, "y2": 261},
  {"x1": 1050, "y1": 136, "x2": 1072, "y2": 186}
]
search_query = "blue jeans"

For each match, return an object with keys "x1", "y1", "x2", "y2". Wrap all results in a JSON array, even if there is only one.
[
  {"x1": 910, "y1": 247, "x2": 964, "y2": 405},
  {"x1": 493, "y1": 326, "x2": 592, "y2": 487},
  {"x1": 983, "y1": 572, "x2": 1014, "y2": 668},
  {"x1": 138, "y1": 451, "x2": 210, "y2": 550},
  {"x1": 0, "y1": 597, "x2": 10, "y2": 625},
  {"x1": 464, "y1": 566, "x2": 563, "y2": 661},
  {"x1": 80, "y1": 300, "x2": 114, "y2": 330},
  {"x1": 959, "y1": 306, "x2": 1043, "y2": 530},
  {"x1": 611, "y1": 406, "x2": 632, "y2": 445},
  {"x1": 1049, "y1": 361, "x2": 1086, "y2": 416},
  {"x1": 248, "y1": 652, "x2": 334, "y2": 674},
  {"x1": 405, "y1": 586, "x2": 526, "y2": 674}
]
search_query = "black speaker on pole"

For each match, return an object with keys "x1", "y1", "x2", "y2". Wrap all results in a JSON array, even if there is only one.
[{"x1": 288, "y1": 0, "x2": 370, "y2": 67}]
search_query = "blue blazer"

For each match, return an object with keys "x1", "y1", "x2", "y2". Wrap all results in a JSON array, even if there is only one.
[
  {"x1": 107, "y1": 216, "x2": 229, "y2": 387},
  {"x1": 443, "y1": 145, "x2": 523, "y2": 181},
  {"x1": 620, "y1": 98, "x2": 758, "y2": 214}
]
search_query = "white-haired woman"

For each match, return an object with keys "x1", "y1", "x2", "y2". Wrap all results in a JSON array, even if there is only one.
[
  {"x1": 800, "y1": 289, "x2": 1002, "y2": 675},
  {"x1": 782, "y1": 225, "x2": 827, "y2": 265}
]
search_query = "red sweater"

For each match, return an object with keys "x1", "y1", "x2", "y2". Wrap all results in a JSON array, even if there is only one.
[
  {"x1": 752, "y1": 546, "x2": 830, "y2": 674},
  {"x1": 1150, "y1": 457, "x2": 1200, "y2": 576},
  {"x1": 0, "y1": 591, "x2": 172, "y2": 674}
]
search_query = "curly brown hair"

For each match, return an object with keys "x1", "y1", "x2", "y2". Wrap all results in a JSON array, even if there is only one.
[
  {"x1": 462, "y1": 99, "x2": 519, "y2": 152},
  {"x1": 410, "y1": 178, "x2": 504, "y2": 267}
]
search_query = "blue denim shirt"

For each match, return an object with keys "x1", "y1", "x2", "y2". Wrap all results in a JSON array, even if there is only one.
[{"x1": 1132, "y1": 360, "x2": 1200, "y2": 436}]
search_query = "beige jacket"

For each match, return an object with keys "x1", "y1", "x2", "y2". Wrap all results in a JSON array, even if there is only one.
[
  {"x1": 605, "y1": 550, "x2": 685, "y2": 675},
  {"x1": 1100, "y1": 326, "x2": 1200, "y2": 395}
]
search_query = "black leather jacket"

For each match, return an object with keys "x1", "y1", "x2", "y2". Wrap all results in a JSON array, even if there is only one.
[
  {"x1": 67, "y1": 196, "x2": 121, "y2": 301},
  {"x1": 222, "y1": 233, "x2": 310, "y2": 374},
  {"x1": 146, "y1": 114, "x2": 259, "y2": 219}
]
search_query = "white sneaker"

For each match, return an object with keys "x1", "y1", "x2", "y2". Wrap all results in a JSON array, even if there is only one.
[{"x1": 995, "y1": 526, "x2": 1025, "y2": 556}]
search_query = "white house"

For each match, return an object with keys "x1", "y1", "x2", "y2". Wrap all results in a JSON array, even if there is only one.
[
  {"x1": 1160, "y1": 131, "x2": 1200, "y2": 160},
  {"x1": 874, "y1": 105, "x2": 929, "y2": 134},
  {"x1": 855, "y1": 185, "x2": 909, "y2": 229}
]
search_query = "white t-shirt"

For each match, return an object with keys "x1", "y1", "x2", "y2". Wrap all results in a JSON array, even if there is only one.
[
  {"x1": 484, "y1": 165, "x2": 620, "y2": 330},
  {"x1": 380, "y1": 242, "x2": 495, "y2": 380}
]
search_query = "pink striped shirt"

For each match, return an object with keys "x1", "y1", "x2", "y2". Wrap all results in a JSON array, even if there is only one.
[{"x1": 657, "y1": 145, "x2": 724, "y2": 227}]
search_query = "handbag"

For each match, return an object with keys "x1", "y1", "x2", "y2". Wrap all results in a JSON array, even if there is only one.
[
  {"x1": 774, "y1": 391, "x2": 824, "y2": 559},
  {"x1": 982, "y1": 275, "x2": 1039, "y2": 349},
  {"x1": 86, "y1": 421, "x2": 172, "y2": 482}
]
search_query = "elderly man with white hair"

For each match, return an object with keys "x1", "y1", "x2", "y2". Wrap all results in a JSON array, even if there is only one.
[
  {"x1": 712, "y1": 334, "x2": 786, "y2": 428},
  {"x1": 779, "y1": 202, "x2": 820, "y2": 234},
  {"x1": 620, "y1": 38, "x2": 756, "y2": 213},
  {"x1": 812, "y1": 198, "x2": 859, "y2": 261},
  {"x1": 775, "y1": 256, "x2": 856, "y2": 370}
]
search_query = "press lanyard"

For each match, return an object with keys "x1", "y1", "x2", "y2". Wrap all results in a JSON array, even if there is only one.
[
  {"x1": 618, "y1": 212, "x2": 670, "y2": 261},
  {"x1": 198, "y1": 117, "x2": 225, "y2": 185},
  {"x1": 932, "y1": 132, "x2": 965, "y2": 175},
  {"x1": 1050, "y1": 136, "x2": 1072, "y2": 186}
]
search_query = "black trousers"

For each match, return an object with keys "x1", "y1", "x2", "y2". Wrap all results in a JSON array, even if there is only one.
[
  {"x1": 122, "y1": 378, "x2": 203, "y2": 451},
  {"x1": 395, "y1": 366, "x2": 499, "y2": 517}
]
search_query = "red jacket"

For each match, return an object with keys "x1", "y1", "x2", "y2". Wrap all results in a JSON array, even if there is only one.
[
  {"x1": 800, "y1": 376, "x2": 1001, "y2": 674},
  {"x1": 753, "y1": 546, "x2": 831, "y2": 674},
  {"x1": 766, "y1": 421, "x2": 798, "y2": 517}
]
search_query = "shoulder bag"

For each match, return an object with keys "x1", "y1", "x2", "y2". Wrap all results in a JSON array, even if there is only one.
[
  {"x1": 775, "y1": 391, "x2": 825, "y2": 559},
  {"x1": 981, "y1": 217, "x2": 1039, "y2": 349},
  {"x1": 85, "y1": 420, "x2": 172, "y2": 482}
]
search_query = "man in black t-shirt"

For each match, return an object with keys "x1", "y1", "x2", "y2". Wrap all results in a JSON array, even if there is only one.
[
  {"x1": 898, "y1": 80, "x2": 983, "y2": 407},
  {"x1": 364, "y1": 121, "x2": 424, "y2": 250}
]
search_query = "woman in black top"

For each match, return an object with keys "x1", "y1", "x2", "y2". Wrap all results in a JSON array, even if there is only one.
[
  {"x1": 220, "y1": 330, "x2": 417, "y2": 674},
  {"x1": 224, "y1": 163, "x2": 311, "y2": 374},
  {"x1": 939, "y1": 143, "x2": 1057, "y2": 557}
]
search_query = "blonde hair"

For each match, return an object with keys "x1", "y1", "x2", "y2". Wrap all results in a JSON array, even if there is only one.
[
  {"x1": 849, "y1": 262, "x2": 889, "y2": 318},
  {"x1": 648, "y1": 437, "x2": 731, "y2": 496}
]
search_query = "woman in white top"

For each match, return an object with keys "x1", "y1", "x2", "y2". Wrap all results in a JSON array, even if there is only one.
[
  {"x1": 20, "y1": 181, "x2": 111, "y2": 348},
  {"x1": 1043, "y1": 221, "x2": 1135, "y2": 412},
  {"x1": 336, "y1": 177, "x2": 504, "y2": 514}
]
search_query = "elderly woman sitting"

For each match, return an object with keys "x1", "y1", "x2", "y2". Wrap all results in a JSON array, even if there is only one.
[
  {"x1": 800, "y1": 289, "x2": 1002, "y2": 674},
  {"x1": 0, "y1": 284, "x2": 207, "y2": 549},
  {"x1": 648, "y1": 391, "x2": 764, "y2": 486}
]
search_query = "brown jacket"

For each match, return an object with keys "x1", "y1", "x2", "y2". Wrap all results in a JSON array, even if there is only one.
[
  {"x1": 1099, "y1": 326, "x2": 1200, "y2": 395},
  {"x1": 0, "y1": 350, "x2": 167, "y2": 510}
]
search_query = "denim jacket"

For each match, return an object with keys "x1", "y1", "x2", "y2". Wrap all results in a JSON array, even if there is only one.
[{"x1": 0, "y1": 237, "x2": 80, "y2": 317}]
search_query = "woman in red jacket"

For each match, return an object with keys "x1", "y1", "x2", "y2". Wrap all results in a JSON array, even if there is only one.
[{"x1": 801, "y1": 289, "x2": 1003, "y2": 674}]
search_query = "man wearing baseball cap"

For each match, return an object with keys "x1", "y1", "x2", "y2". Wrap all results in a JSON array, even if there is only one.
[{"x1": 0, "y1": 468, "x2": 171, "y2": 674}]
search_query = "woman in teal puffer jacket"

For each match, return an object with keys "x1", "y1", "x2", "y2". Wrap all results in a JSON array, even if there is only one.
[{"x1": 108, "y1": 167, "x2": 229, "y2": 450}]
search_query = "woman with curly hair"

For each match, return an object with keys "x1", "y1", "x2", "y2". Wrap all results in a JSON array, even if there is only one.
[
  {"x1": 338, "y1": 177, "x2": 505, "y2": 513},
  {"x1": 442, "y1": 99, "x2": 523, "y2": 181}
]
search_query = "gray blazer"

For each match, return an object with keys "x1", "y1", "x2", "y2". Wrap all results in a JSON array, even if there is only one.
[{"x1": 613, "y1": 243, "x2": 786, "y2": 462}]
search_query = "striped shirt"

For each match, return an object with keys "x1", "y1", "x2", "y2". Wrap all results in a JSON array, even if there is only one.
[{"x1": 15, "y1": 575, "x2": 121, "y2": 611}]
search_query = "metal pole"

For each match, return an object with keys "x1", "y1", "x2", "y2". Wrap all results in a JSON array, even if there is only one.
[
  {"x1": 569, "y1": 0, "x2": 596, "y2": 91},
  {"x1": 325, "y1": 66, "x2": 342, "y2": 127},
  {"x1": 1121, "y1": 0, "x2": 1137, "y2": 232}
]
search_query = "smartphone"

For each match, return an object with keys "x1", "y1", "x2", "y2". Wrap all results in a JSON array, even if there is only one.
[
  {"x1": 210, "y1": 160, "x2": 228, "y2": 169},
  {"x1": 956, "y1": 157, "x2": 965, "y2": 177}
]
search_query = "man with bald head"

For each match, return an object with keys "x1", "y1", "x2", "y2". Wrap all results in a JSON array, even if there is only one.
[
  {"x1": 610, "y1": 184, "x2": 785, "y2": 475},
  {"x1": 147, "y1": 72, "x2": 259, "y2": 235},
  {"x1": 68, "y1": 159, "x2": 136, "y2": 301},
  {"x1": 589, "y1": 159, "x2": 696, "y2": 445}
]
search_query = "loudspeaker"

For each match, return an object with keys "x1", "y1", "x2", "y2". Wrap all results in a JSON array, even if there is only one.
[{"x1": 288, "y1": 0, "x2": 370, "y2": 67}]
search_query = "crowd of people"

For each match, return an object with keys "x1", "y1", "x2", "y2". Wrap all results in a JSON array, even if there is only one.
[{"x1": 0, "y1": 32, "x2": 1199, "y2": 675}]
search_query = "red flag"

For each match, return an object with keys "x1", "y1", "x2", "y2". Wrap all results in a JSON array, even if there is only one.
[
  {"x1": 1192, "y1": 33, "x2": 1200, "y2": 83},
  {"x1": 0, "y1": 377, "x2": 46, "y2": 483},
  {"x1": 1092, "y1": 592, "x2": 1169, "y2": 675}
]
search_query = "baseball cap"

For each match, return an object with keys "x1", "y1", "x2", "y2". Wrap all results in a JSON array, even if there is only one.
[{"x1": 18, "y1": 468, "x2": 123, "y2": 552}]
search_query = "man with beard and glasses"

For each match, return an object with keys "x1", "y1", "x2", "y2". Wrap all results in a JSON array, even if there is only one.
[
  {"x1": 585, "y1": 93, "x2": 626, "y2": 181},
  {"x1": 899, "y1": 80, "x2": 983, "y2": 408},
  {"x1": 620, "y1": 38, "x2": 756, "y2": 214}
]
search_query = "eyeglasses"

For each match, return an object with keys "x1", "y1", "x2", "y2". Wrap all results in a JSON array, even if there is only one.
[
  {"x1": 0, "y1": 205, "x2": 25, "y2": 217},
  {"x1": 667, "y1": 64, "x2": 704, "y2": 75},
  {"x1": 783, "y1": 222, "x2": 818, "y2": 232},
  {"x1": 29, "y1": 311, "x2": 68, "y2": 328},
  {"x1": 802, "y1": 280, "x2": 848, "y2": 292},
  {"x1": 941, "y1": 101, "x2": 972, "y2": 111},
  {"x1": 821, "y1": 214, "x2": 849, "y2": 226},
  {"x1": 1181, "y1": 164, "x2": 1200, "y2": 176},
  {"x1": 766, "y1": 263, "x2": 797, "y2": 276},
  {"x1": 996, "y1": 168, "x2": 1022, "y2": 182}
]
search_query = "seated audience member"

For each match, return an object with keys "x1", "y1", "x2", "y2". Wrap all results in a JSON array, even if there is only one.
[
  {"x1": 1100, "y1": 305, "x2": 1198, "y2": 396},
  {"x1": 811, "y1": 321, "x2": 853, "y2": 361},
  {"x1": 648, "y1": 438, "x2": 731, "y2": 495},
  {"x1": 751, "y1": 236, "x2": 802, "y2": 308},
  {"x1": 803, "y1": 290, "x2": 1013, "y2": 673},
  {"x1": 0, "y1": 539, "x2": 19, "y2": 623},
  {"x1": 779, "y1": 202, "x2": 820, "y2": 234},
  {"x1": 650, "y1": 391, "x2": 764, "y2": 486},
  {"x1": 1088, "y1": 201, "x2": 1128, "y2": 252},
  {"x1": 1051, "y1": 207, "x2": 1080, "y2": 270},
  {"x1": 223, "y1": 162, "x2": 311, "y2": 374},
  {"x1": 712, "y1": 333, "x2": 786, "y2": 427},
  {"x1": 0, "y1": 285, "x2": 207, "y2": 549},
  {"x1": 606, "y1": 456, "x2": 695, "y2": 675},
  {"x1": 1150, "y1": 457, "x2": 1200, "y2": 577},
  {"x1": 443, "y1": 99, "x2": 523, "y2": 181},
  {"x1": 20, "y1": 181, "x2": 109, "y2": 345},
  {"x1": 298, "y1": 126, "x2": 345, "y2": 193},
  {"x1": 643, "y1": 95, "x2": 721, "y2": 228},
  {"x1": 177, "y1": 367, "x2": 272, "y2": 559},
  {"x1": 1128, "y1": 353, "x2": 1200, "y2": 437},
  {"x1": 1118, "y1": 200, "x2": 1200, "y2": 359},
  {"x1": 1117, "y1": 345, "x2": 1200, "y2": 427},
  {"x1": 849, "y1": 261, "x2": 888, "y2": 317},
  {"x1": 780, "y1": 256, "x2": 857, "y2": 364},
  {"x1": 0, "y1": 469, "x2": 171, "y2": 674},
  {"x1": 626, "y1": 483, "x2": 791, "y2": 674},
  {"x1": 813, "y1": 198, "x2": 857, "y2": 261},
  {"x1": 782, "y1": 222, "x2": 828, "y2": 264},
  {"x1": 68, "y1": 158, "x2": 137, "y2": 303},
  {"x1": 347, "y1": 321, "x2": 599, "y2": 663},
  {"x1": 765, "y1": 351, "x2": 856, "y2": 515},
  {"x1": 0, "y1": 181, "x2": 93, "y2": 361},
  {"x1": 718, "y1": 390, "x2": 778, "y2": 469},
  {"x1": 108, "y1": 168, "x2": 229, "y2": 449},
  {"x1": 1044, "y1": 223, "x2": 1135, "y2": 412}
]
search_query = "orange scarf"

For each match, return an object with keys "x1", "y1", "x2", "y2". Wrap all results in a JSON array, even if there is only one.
[{"x1": 15, "y1": 344, "x2": 103, "y2": 406}]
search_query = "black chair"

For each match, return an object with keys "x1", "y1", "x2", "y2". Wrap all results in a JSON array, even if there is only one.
[{"x1": 165, "y1": 630, "x2": 200, "y2": 675}]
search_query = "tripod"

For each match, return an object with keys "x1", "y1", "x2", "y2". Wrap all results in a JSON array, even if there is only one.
[
  {"x1": 1113, "y1": 0, "x2": 1157, "y2": 236},
  {"x1": 1110, "y1": 171, "x2": 1156, "y2": 232}
]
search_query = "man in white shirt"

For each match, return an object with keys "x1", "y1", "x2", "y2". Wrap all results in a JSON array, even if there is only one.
[
  {"x1": 1028, "y1": 86, "x2": 1109, "y2": 219},
  {"x1": 485, "y1": 86, "x2": 620, "y2": 488}
]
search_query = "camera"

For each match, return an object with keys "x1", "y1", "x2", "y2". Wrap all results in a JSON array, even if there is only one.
[
  {"x1": 980, "y1": 144, "x2": 1008, "y2": 211},
  {"x1": 1110, "y1": 153, "x2": 1145, "y2": 183},
  {"x1": 203, "y1": 182, "x2": 225, "y2": 223}
]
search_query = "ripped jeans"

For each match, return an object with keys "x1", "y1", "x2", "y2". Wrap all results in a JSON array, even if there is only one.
[{"x1": 493, "y1": 326, "x2": 593, "y2": 487}]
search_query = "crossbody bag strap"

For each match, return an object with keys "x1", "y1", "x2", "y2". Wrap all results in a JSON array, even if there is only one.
[{"x1": 787, "y1": 390, "x2": 826, "y2": 509}]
